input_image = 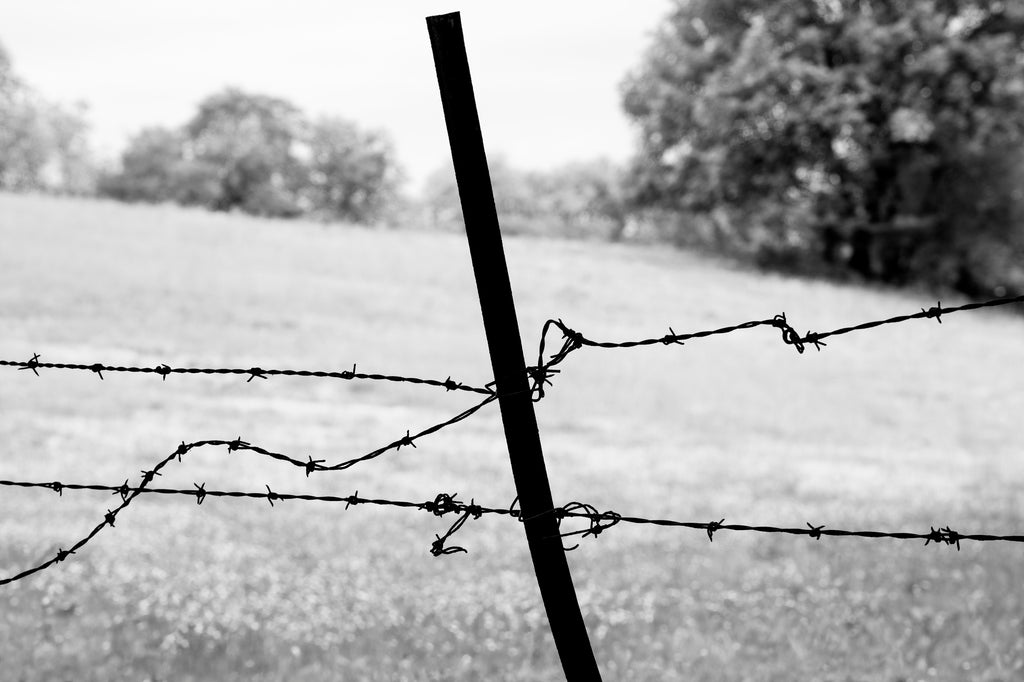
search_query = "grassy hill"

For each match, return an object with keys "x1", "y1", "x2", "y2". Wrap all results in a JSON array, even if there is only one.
[{"x1": 1, "y1": 193, "x2": 1023, "y2": 680}]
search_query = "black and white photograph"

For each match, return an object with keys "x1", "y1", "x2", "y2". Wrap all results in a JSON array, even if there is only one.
[{"x1": 2, "y1": 2, "x2": 1024, "y2": 680}]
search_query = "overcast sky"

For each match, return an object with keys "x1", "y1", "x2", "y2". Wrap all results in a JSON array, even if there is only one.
[{"x1": 1, "y1": 1, "x2": 670, "y2": 191}]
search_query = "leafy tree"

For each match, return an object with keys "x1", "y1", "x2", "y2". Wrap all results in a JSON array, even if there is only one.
[
  {"x1": 101, "y1": 88, "x2": 404, "y2": 224},
  {"x1": 98, "y1": 127, "x2": 193, "y2": 203},
  {"x1": 539, "y1": 159, "x2": 630, "y2": 240},
  {"x1": 302, "y1": 116, "x2": 401, "y2": 223},
  {"x1": 0, "y1": 92, "x2": 51, "y2": 191},
  {"x1": 623, "y1": 0, "x2": 1024, "y2": 293},
  {"x1": 41, "y1": 100, "x2": 98, "y2": 194},
  {"x1": 0, "y1": 39, "x2": 95, "y2": 194},
  {"x1": 183, "y1": 88, "x2": 307, "y2": 217}
]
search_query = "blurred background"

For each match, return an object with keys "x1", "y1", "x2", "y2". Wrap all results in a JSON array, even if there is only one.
[
  {"x1": 3, "y1": 0, "x2": 1024, "y2": 294},
  {"x1": 2, "y1": 2, "x2": 1024, "y2": 680}
]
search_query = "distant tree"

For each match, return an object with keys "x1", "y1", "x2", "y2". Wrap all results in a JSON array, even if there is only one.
[
  {"x1": 301, "y1": 116, "x2": 402, "y2": 223},
  {"x1": 421, "y1": 156, "x2": 548, "y2": 235},
  {"x1": 99, "y1": 127, "x2": 189, "y2": 203},
  {"x1": 98, "y1": 88, "x2": 405, "y2": 224},
  {"x1": 0, "y1": 94, "x2": 51, "y2": 191},
  {"x1": 539, "y1": 159, "x2": 630, "y2": 240},
  {"x1": 487, "y1": 158, "x2": 548, "y2": 234},
  {"x1": 41, "y1": 100, "x2": 97, "y2": 194},
  {"x1": 0, "y1": 39, "x2": 95, "y2": 194},
  {"x1": 623, "y1": 0, "x2": 1024, "y2": 293},
  {"x1": 183, "y1": 88, "x2": 307, "y2": 217},
  {"x1": 422, "y1": 164, "x2": 462, "y2": 230},
  {"x1": 422, "y1": 156, "x2": 629, "y2": 239}
]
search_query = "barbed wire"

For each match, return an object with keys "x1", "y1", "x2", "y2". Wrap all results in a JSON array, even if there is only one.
[
  {"x1": 0, "y1": 389, "x2": 496, "y2": 585},
  {"x1": 7, "y1": 294, "x2": 1022, "y2": 405},
  {"x1": 3, "y1": 480, "x2": 1021, "y2": 585},
  {"x1": 3, "y1": 291, "x2": 1023, "y2": 585},
  {"x1": 0, "y1": 355, "x2": 492, "y2": 396},
  {"x1": 528, "y1": 293, "x2": 1024, "y2": 399}
]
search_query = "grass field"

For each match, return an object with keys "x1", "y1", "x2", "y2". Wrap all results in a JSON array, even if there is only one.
[{"x1": 1, "y1": 192, "x2": 1023, "y2": 681}]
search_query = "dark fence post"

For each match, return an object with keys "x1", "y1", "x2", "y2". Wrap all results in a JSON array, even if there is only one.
[{"x1": 426, "y1": 12, "x2": 603, "y2": 681}]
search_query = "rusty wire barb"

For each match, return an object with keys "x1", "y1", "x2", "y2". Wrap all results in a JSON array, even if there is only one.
[
  {"x1": 528, "y1": 293, "x2": 1024, "y2": 397},
  {"x1": 3, "y1": 479, "x2": 1022, "y2": 584},
  {"x1": 0, "y1": 356, "x2": 493, "y2": 396}
]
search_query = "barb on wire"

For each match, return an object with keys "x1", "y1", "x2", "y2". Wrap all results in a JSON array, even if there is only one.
[
  {"x1": 0, "y1": 391, "x2": 496, "y2": 584},
  {"x1": 529, "y1": 293, "x2": 1024, "y2": 393},
  {"x1": 427, "y1": 494, "x2": 479, "y2": 557},
  {"x1": 0, "y1": 356, "x2": 492, "y2": 396},
  {"x1": 0, "y1": 437, "x2": 190, "y2": 585},
  {"x1": 4, "y1": 479, "x2": 1021, "y2": 585},
  {"x1": 320, "y1": 393, "x2": 497, "y2": 471},
  {"x1": 550, "y1": 501, "x2": 621, "y2": 551},
  {"x1": 782, "y1": 295, "x2": 1024, "y2": 350},
  {"x1": 233, "y1": 393, "x2": 497, "y2": 475},
  {"x1": 18, "y1": 353, "x2": 41, "y2": 376}
]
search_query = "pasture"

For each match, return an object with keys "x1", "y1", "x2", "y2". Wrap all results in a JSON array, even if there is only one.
[{"x1": 1, "y1": 192, "x2": 1023, "y2": 681}]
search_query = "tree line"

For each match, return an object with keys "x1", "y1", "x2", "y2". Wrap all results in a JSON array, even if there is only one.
[
  {"x1": 622, "y1": 0, "x2": 1024, "y2": 297},
  {"x1": 0, "y1": 43, "x2": 93, "y2": 195},
  {"x1": 98, "y1": 89, "x2": 401, "y2": 223},
  {"x1": 3, "y1": 2, "x2": 1024, "y2": 298},
  {"x1": 0, "y1": 40, "x2": 403, "y2": 224}
]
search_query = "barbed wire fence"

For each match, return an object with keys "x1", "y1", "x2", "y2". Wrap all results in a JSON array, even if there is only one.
[
  {"x1": 3, "y1": 15, "x2": 1018, "y2": 679},
  {"x1": 3, "y1": 292, "x2": 1024, "y2": 588}
]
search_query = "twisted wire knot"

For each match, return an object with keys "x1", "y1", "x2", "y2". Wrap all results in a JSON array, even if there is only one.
[
  {"x1": 526, "y1": 364, "x2": 560, "y2": 401},
  {"x1": 772, "y1": 314, "x2": 805, "y2": 354},
  {"x1": 922, "y1": 301, "x2": 943, "y2": 323},
  {"x1": 427, "y1": 492, "x2": 461, "y2": 517},
  {"x1": 555, "y1": 501, "x2": 620, "y2": 551},
  {"x1": 559, "y1": 323, "x2": 585, "y2": 353},
  {"x1": 925, "y1": 525, "x2": 960, "y2": 550},
  {"x1": 114, "y1": 480, "x2": 131, "y2": 502},
  {"x1": 304, "y1": 455, "x2": 324, "y2": 477},
  {"x1": 397, "y1": 430, "x2": 417, "y2": 450},
  {"x1": 706, "y1": 518, "x2": 725, "y2": 542}
]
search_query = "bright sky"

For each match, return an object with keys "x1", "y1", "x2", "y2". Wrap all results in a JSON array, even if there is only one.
[{"x1": 1, "y1": 1, "x2": 671, "y2": 191}]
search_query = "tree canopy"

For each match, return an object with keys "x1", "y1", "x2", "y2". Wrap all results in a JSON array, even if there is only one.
[
  {"x1": 422, "y1": 156, "x2": 628, "y2": 240},
  {"x1": 623, "y1": 0, "x2": 1024, "y2": 294},
  {"x1": 184, "y1": 89, "x2": 307, "y2": 216},
  {"x1": 0, "y1": 38, "x2": 94, "y2": 194},
  {"x1": 101, "y1": 88, "x2": 403, "y2": 224},
  {"x1": 302, "y1": 116, "x2": 402, "y2": 223}
]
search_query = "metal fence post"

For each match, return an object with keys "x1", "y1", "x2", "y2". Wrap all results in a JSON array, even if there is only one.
[{"x1": 426, "y1": 12, "x2": 603, "y2": 681}]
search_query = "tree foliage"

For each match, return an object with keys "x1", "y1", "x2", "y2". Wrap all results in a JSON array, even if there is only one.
[
  {"x1": 100, "y1": 88, "x2": 402, "y2": 224},
  {"x1": 184, "y1": 89, "x2": 307, "y2": 217},
  {"x1": 623, "y1": 0, "x2": 1024, "y2": 294},
  {"x1": 98, "y1": 127, "x2": 195, "y2": 204},
  {"x1": 302, "y1": 116, "x2": 402, "y2": 223},
  {"x1": 0, "y1": 39, "x2": 95, "y2": 194},
  {"x1": 422, "y1": 156, "x2": 628, "y2": 239}
]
